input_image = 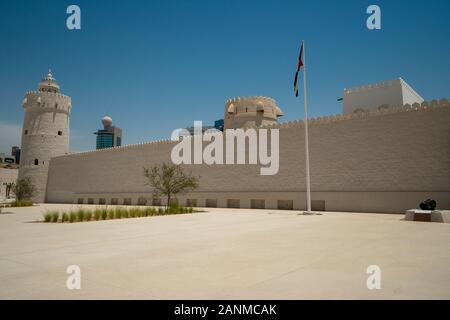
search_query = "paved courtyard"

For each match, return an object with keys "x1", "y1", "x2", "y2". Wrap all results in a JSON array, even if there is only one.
[{"x1": 0, "y1": 204, "x2": 449, "y2": 299}]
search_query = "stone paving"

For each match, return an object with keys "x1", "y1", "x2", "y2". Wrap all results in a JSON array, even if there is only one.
[{"x1": 0, "y1": 204, "x2": 449, "y2": 299}]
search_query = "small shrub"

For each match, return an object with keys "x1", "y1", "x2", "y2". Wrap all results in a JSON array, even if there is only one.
[
  {"x1": 40, "y1": 204, "x2": 196, "y2": 224},
  {"x1": 130, "y1": 208, "x2": 140, "y2": 218},
  {"x1": 44, "y1": 213, "x2": 52, "y2": 222},
  {"x1": 10, "y1": 200, "x2": 33, "y2": 207},
  {"x1": 51, "y1": 212, "x2": 59, "y2": 223},
  {"x1": 94, "y1": 209, "x2": 101, "y2": 221},
  {"x1": 77, "y1": 210, "x2": 85, "y2": 222},
  {"x1": 168, "y1": 204, "x2": 183, "y2": 214}
]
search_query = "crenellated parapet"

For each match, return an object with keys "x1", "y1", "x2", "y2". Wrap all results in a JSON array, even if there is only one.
[
  {"x1": 343, "y1": 79, "x2": 401, "y2": 94},
  {"x1": 258, "y1": 98, "x2": 450, "y2": 130},
  {"x1": 23, "y1": 91, "x2": 72, "y2": 114},
  {"x1": 53, "y1": 138, "x2": 178, "y2": 159},
  {"x1": 225, "y1": 96, "x2": 277, "y2": 106}
]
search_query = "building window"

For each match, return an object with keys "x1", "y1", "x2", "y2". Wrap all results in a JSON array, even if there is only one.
[
  {"x1": 311, "y1": 200, "x2": 326, "y2": 211},
  {"x1": 123, "y1": 198, "x2": 132, "y2": 205},
  {"x1": 96, "y1": 132, "x2": 114, "y2": 149},
  {"x1": 152, "y1": 198, "x2": 161, "y2": 206},
  {"x1": 111, "y1": 198, "x2": 118, "y2": 205},
  {"x1": 88, "y1": 198, "x2": 94, "y2": 204},
  {"x1": 58, "y1": 131, "x2": 62, "y2": 136},
  {"x1": 24, "y1": 130, "x2": 28, "y2": 135},
  {"x1": 55, "y1": 103, "x2": 58, "y2": 109},
  {"x1": 138, "y1": 197, "x2": 147, "y2": 205},
  {"x1": 251, "y1": 199, "x2": 265, "y2": 209},
  {"x1": 34, "y1": 159, "x2": 39, "y2": 165},
  {"x1": 77, "y1": 198, "x2": 84, "y2": 204},
  {"x1": 169, "y1": 198, "x2": 178, "y2": 206},
  {"x1": 277, "y1": 200, "x2": 293, "y2": 210},
  {"x1": 206, "y1": 199, "x2": 217, "y2": 207},
  {"x1": 227, "y1": 199, "x2": 240, "y2": 208},
  {"x1": 186, "y1": 199, "x2": 197, "y2": 207},
  {"x1": 99, "y1": 198, "x2": 106, "y2": 205}
]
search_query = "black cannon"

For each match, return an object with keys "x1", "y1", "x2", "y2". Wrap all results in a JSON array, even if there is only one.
[{"x1": 419, "y1": 199, "x2": 437, "y2": 211}]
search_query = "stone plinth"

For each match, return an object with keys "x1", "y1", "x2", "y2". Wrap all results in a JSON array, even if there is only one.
[{"x1": 405, "y1": 209, "x2": 450, "y2": 223}]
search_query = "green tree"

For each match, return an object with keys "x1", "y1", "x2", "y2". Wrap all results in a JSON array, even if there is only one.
[
  {"x1": 13, "y1": 177, "x2": 36, "y2": 201},
  {"x1": 144, "y1": 163, "x2": 199, "y2": 209}
]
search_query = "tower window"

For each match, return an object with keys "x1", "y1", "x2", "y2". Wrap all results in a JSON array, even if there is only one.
[
  {"x1": 34, "y1": 159, "x2": 39, "y2": 165},
  {"x1": 58, "y1": 131, "x2": 62, "y2": 136},
  {"x1": 55, "y1": 103, "x2": 58, "y2": 109},
  {"x1": 24, "y1": 130, "x2": 28, "y2": 135}
]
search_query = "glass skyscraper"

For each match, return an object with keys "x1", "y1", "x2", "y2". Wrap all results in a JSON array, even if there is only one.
[{"x1": 94, "y1": 116, "x2": 122, "y2": 149}]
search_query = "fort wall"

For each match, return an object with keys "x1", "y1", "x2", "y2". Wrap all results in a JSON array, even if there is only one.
[{"x1": 46, "y1": 100, "x2": 450, "y2": 213}]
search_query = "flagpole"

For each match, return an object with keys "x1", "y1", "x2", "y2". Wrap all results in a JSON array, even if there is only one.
[{"x1": 302, "y1": 40, "x2": 312, "y2": 213}]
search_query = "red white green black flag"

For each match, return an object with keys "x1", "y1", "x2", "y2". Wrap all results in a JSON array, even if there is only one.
[{"x1": 293, "y1": 41, "x2": 304, "y2": 97}]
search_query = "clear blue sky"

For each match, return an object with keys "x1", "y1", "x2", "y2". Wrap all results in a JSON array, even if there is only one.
[{"x1": 1, "y1": 0, "x2": 449, "y2": 153}]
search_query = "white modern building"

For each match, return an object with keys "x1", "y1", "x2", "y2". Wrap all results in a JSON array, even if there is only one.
[{"x1": 343, "y1": 78, "x2": 424, "y2": 114}]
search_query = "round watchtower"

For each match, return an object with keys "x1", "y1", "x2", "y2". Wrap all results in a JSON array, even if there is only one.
[
  {"x1": 18, "y1": 70, "x2": 72, "y2": 202},
  {"x1": 224, "y1": 96, "x2": 284, "y2": 129}
]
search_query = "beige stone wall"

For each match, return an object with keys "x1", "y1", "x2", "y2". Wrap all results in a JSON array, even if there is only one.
[{"x1": 46, "y1": 100, "x2": 450, "y2": 213}]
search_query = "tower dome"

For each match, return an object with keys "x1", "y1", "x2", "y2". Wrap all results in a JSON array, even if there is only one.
[
  {"x1": 38, "y1": 69, "x2": 60, "y2": 93},
  {"x1": 102, "y1": 115, "x2": 113, "y2": 127}
]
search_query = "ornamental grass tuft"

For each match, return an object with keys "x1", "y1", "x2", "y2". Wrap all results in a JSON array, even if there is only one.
[{"x1": 41, "y1": 205, "x2": 196, "y2": 223}]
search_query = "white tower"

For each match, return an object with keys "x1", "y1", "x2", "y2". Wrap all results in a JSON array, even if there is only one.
[{"x1": 18, "y1": 70, "x2": 72, "y2": 202}]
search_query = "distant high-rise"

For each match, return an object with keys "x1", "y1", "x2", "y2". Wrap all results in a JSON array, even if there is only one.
[
  {"x1": 94, "y1": 116, "x2": 122, "y2": 149},
  {"x1": 214, "y1": 119, "x2": 224, "y2": 131},
  {"x1": 11, "y1": 146, "x2": 20, "y2": 164}
]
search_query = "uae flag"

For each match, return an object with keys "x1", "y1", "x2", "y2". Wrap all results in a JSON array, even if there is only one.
[{"x1": 293, "y1": 41, "x2": 304, "y2": 97}]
